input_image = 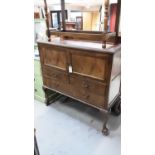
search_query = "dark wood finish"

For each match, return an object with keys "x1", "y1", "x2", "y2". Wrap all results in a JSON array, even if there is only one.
[
  {"x1": 44, "y1": 0, "x2": 51, "y2": 41},
  {"x1": 41, "y1": 45, "x2": 67, "y2": 70},
  {"x1": 51, "y1": 31, "x2": 116, "y2": 44},
  {"x1": 38, "y1": 40, "x2": 121, "y2": 111},
  {"x1": 70, "y1": 51, "x2": 109, "y2": 81},
  {"x1": 69, "y1": 75, "x2": 107, "y2": 108}
]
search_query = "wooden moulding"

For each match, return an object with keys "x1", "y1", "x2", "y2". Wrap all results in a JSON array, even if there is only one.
[{"x1": 51, "y1": 31, "x2": 117, "y2": 44}]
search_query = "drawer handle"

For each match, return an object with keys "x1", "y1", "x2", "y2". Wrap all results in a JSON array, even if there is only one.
[
  {"x1": 53, "y1": 73, "x2": 58, "y2": 78},
  {"x1": 82, "y1": 82, "x2": 89, "y2": 88}
]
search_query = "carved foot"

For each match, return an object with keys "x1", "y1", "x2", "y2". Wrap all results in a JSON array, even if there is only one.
[
  {"x1": 101, "y1": 111, "x2": 109, "y2": 136},
  {"x1": 102, "y1": 126, "x2": 109, "y2": 136}
]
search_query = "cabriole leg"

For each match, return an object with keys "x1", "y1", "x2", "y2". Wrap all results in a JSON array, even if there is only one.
[{"x1": 102, "y1": 111, "x2": 109, "y2": 136}]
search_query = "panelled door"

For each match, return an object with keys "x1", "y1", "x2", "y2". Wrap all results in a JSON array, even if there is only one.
[
  {"x1": 39, "y1": 44, "x2": 68, "y2": 71},
  {"x1": 69, "y1": 49, "x2": 110, "y2": 82}
]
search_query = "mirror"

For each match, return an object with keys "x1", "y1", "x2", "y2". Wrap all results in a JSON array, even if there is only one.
[
  {"x1": 65, "y1": 0, "x2": 102, "y2": 31},
  {"x1": 47, "y1": 0, "x2": 120, "y2": 33}
]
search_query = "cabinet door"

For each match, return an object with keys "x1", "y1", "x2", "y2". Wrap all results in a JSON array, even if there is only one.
[
  {"x1": 39, "y1": 44, "x2": 68, "y2": 71},
  {"x1": 70, "y1": 51, "x2": 110, "y2": 82}
]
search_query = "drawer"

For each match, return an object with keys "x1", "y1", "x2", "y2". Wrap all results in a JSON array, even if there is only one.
[
  {"x1": 70, "y1": 75, "x2": 106, "y2": 96},
  {"x1": 70, "y1": 76, "x2": 106, "y2": 108},
  {"x1": 71, "y1": 86, "x2": 106, "y2": 108},
  {"x1": 43, "y1": 76, "x2": 72, "y2": 95},
  {"x1": 42, "y1": 66, "x2": 68, "y2": 83},
  {"x1": 86, "y1": 92, "x2": 106, "y2": 108},
  {"x1": 43, "y1": 76, "x2": 106, "y2": 108}
]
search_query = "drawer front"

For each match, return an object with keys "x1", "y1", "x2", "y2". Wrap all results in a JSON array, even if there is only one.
[
  {"x1": 42, "y1": 66, "x2": 68, "y2": 83},
  {"x1": 43, "y1": 76, "x2": 72, "y2": 95},
  {"x1": 70, "y1": 76, "x2": 106, "y2": 108},
  {"x1": 71, "y1": 86, "x2": 106, "y2": 108},
  {"x1": 86, "y1": 93, "x2": 105, "y2": 108},
  {"x1": 70, "y1": 75, "x2": 106, "y2": 96}
]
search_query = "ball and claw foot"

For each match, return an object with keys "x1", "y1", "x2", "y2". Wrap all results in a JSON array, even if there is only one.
[{"x1": 102, "y1": 127, "x2": 109, "y2": 136}]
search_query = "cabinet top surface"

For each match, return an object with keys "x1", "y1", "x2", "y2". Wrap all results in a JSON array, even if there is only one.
[{"x1": 38, "y1": 38, "x2": 121, "y2": 54}]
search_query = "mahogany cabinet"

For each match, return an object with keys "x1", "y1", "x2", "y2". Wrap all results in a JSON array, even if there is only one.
[{"x1": 38, "y1": 39, "x2": 121, "y2": 135}]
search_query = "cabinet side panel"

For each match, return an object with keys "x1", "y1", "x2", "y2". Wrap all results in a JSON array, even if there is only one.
[
  {"x1": 108, "y1": 74, "x2": 121, "y2": 104},
  {"x1": 111, "y1": 48, "x2": 121, "y2": 80}
]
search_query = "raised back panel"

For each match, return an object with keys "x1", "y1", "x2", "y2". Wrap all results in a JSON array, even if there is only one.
[
  {"x1": 51, "y1": 31, "x2": 116, "y2": 44},
  {"x1": 71, "y1": 52, "x2": 107, "y2": 81},
  {"x1": 43, "y1": 46, "x2": 67, "y2": 70}
]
